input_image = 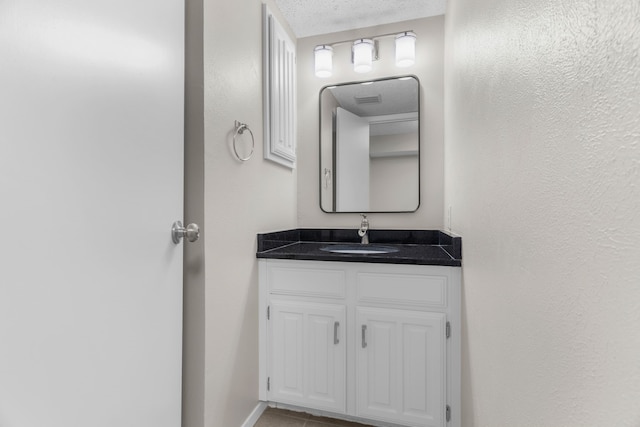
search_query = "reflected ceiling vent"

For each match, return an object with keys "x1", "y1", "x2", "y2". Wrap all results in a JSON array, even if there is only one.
[{"x1": 354, "y1": 94, "x2": 381, "y2": 104}]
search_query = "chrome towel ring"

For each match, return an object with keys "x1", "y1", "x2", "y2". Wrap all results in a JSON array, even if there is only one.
[{"x1": 233, "y1": 121, "x2": 255, "y2": 162}]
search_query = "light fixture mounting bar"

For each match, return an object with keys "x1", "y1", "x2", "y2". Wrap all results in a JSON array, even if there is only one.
[{"x1": 322, "y1": 30, "x2": 414, "y2": 49}]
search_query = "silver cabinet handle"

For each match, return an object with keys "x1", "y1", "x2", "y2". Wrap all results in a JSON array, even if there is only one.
[
  {"x1": 361, "y1": 325, "x2": 367, "y2": 348},
  {"x1": 334, "y1": 321, "x2": 340, "y2": 345},
  {"x1": 171, "y1": 221, "x2": 200, "y2": 244}
]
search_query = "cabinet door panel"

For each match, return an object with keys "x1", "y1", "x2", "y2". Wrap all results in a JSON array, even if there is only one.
[
  {"x1": 307, "y1": 314, "x2": 333, "y2": 398},
  {"x1": 271, "y1": 308, "x2": 305, "y2": 400},
  {"x1": 403, "y1": 322, "x2": 434, "y2": 417},
  {"x1": 269, "y1": 300, "x2": 346, "y2": 413},
  {"x1": 368, "y1": 320, "x2": 397, "y2": 411},
  {"x1": 357, "y1": 307, "x2": 446, "y2": 427}
]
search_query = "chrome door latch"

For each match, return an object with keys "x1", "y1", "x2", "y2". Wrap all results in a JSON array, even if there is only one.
[{"x1": 171, "y1": 221, "x2": 200, "y2": 244}]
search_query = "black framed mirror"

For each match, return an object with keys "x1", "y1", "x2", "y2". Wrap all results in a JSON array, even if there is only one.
[{"x1": 319, "y1": 76, "x2": 420, "y2": 213}]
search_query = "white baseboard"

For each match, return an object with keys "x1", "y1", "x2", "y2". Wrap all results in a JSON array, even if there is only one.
[{"x1": 240, "y1": 401, "x2": 268, "y2": 427}]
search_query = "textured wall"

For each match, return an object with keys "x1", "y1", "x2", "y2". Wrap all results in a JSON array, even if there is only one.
[
  {"x1": 297, "y1": 16, "x2": 445, "y2": 229},
  {"x1": 195, "y1": 0, "x2": 298, "y2": 426},
  {"x1": 445, "y1": 0, "x2": 640, "y2": 426}
]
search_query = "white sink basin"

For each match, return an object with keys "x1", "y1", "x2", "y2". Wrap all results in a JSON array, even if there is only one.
[{"x1": 320, "y1": 244, "x2": 399, "y2": 255}]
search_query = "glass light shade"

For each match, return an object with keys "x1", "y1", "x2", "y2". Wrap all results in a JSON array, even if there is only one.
[
  {"x1": 353, "y1": 39, "x2": 374, "y2": 73},
  {"x1": 314, "y1": 45, "x2": 333, "y2": 78},
  {"x1": 395, "y1": 32, "x2": 416, "y2": 67}
]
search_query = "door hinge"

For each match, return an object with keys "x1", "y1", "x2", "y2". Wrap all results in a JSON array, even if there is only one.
[
  {"x1": 267, "y1": 377, "x2": 270, "y2": 391},
  {"x1": 446, "y1": 404, "x2": 451, "y2": 422},
  {"x1": 267, "y1": 306, "x2": 270, "y2": 320},
  {"x1": 446, "y1": 321, "x2": 451, "y2": 339}
]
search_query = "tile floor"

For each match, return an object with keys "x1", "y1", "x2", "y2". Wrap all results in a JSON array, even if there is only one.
[{"x1": 254, "y1": 407, "x2": 374, "y2": 427}]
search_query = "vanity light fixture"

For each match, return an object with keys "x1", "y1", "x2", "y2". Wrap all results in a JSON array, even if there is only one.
[
  {"x1": 314, "y1": 45, "x2": 333, "y2": 78},
  {"x1": 313, "y1": 30, "x2": 415, "y2": 78},
  {"x1": 395, "y1": 32, "x2": 416, "y2": 67}
]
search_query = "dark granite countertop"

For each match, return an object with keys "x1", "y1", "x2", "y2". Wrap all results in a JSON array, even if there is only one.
[{"x1": 256, "y1": 229, "x2": 462, "y2": 267}]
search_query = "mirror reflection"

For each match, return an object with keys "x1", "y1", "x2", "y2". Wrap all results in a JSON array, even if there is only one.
[{"x1": 320, "y1": 76, "x2": 420, "y2": 213}]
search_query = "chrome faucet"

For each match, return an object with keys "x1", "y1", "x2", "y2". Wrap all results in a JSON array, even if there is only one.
[{"x1": 358, "y1": 214, "x2": 369, "y2": 245}]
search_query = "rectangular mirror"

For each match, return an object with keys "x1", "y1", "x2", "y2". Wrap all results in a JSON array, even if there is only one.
[{"x1": 319, "y1": 76, "x2": 420, "y2": 213}]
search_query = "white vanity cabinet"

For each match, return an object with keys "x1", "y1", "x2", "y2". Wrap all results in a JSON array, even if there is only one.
[{"x1": 259, "y1": 259, "x2": 461, "y2": 427}]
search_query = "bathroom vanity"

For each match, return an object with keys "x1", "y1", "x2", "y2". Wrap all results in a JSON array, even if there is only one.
[{"x1": 257, "y1": 229, "x2": 461, "y2": 427}]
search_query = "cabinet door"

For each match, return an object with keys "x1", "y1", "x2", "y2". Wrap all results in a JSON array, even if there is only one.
[
  {"x1": 357, "y1": 307, "x2": 446, "y2": 427},
  {"x1": 263, "y1": 6, "x2": 296, "y2": 168},
  {"x1": 269, "y1": 300, "x2": 346, "y2": 413}
]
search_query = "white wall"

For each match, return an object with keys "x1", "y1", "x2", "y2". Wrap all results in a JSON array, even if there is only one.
[
  {"x1": 297, "y1": 16, "x2": 445, "y2": 228},
  {"x1": 370, "y1": 155, "x2": 419, "y2": 212},
  {"x1": 203, "y1": 0, "x2": 298, "y2": 423},
  {"x1": 445, "y1": 1, "x2": 640, "y2": 426},
  {"x1": 184, "y1": 1, "x2": 298, "y2": 426},
  {"x1": 369, "y1": 133, "x2": 419, "y2": 211}
]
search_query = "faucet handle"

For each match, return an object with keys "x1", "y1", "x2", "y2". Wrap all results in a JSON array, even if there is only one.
[
  {"x1": 358, "y1": 214, "x2": 370, "y2": 243},
  {"x1": 358, "y1": 213, "x2": 369, "y2": 237}
]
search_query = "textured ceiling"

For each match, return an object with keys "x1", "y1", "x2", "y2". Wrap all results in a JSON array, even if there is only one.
[{"x1": 274, "y1": 0, "x2": 447, "y2": 38}]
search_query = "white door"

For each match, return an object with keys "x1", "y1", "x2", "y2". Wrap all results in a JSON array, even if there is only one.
[
  {"x1": 335, "y1": 107, "x2": 370, "y2": 211},
  {"x1": 269, "y1": 300, "x2": 346, "y2": 413},
  {"x1": 0, "y1": 0, "x2": 185, "y2": 426},
  {"x1": 357, "y1": 307, "x2": 446, "y2": 427}
]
